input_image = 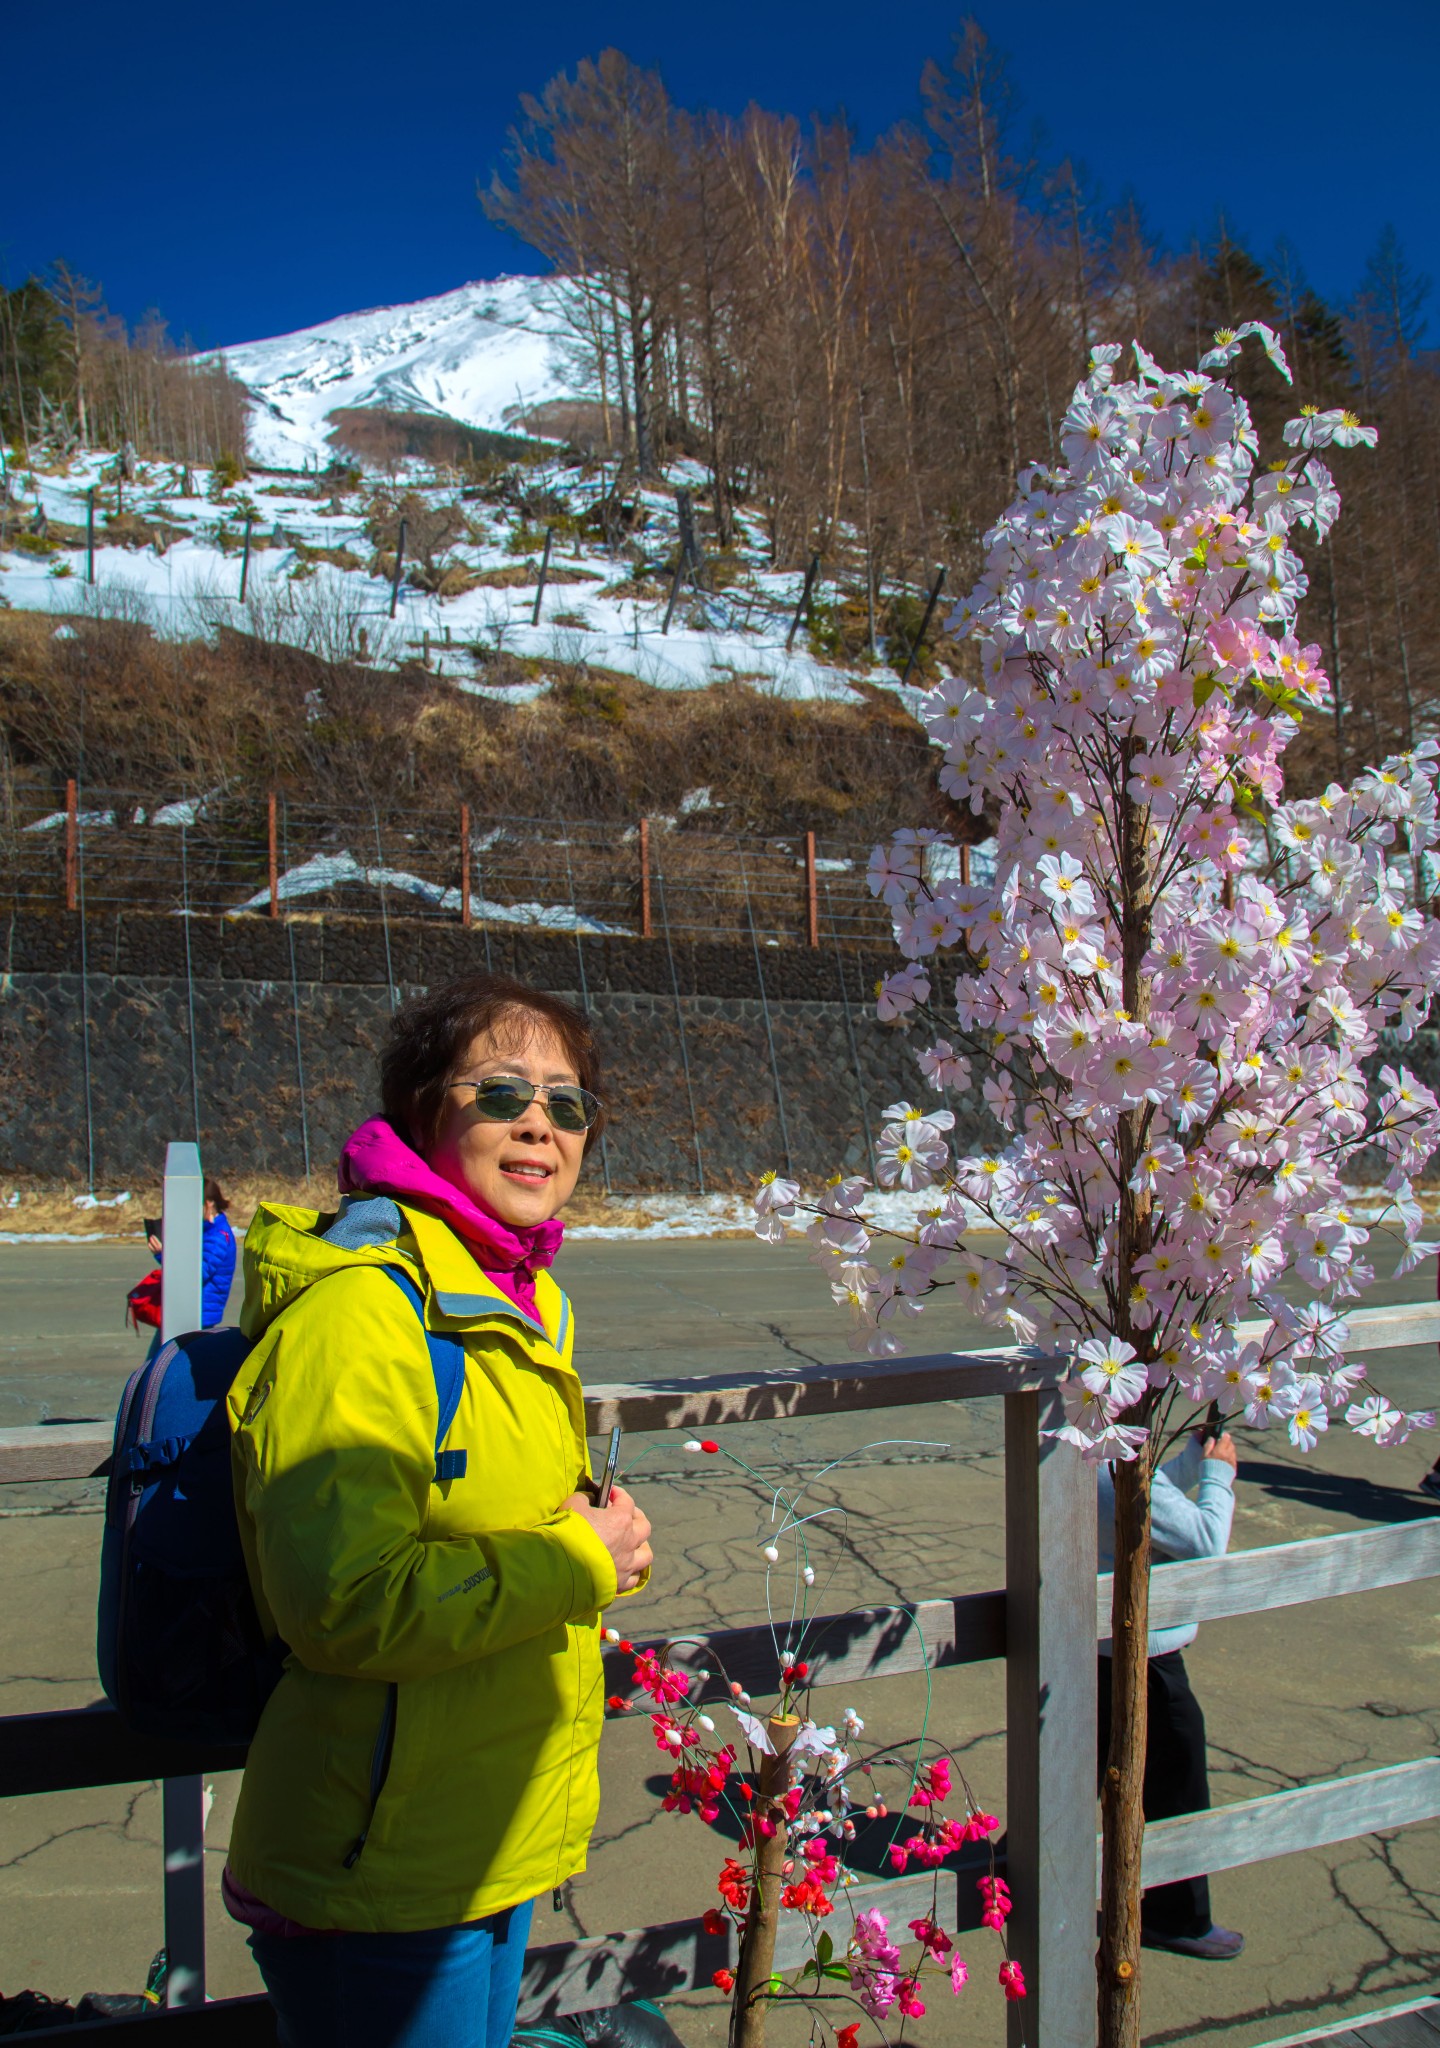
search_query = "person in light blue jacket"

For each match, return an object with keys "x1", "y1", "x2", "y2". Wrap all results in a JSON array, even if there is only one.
[{"x1": 1097, "y1": 1431, "x2": 1242, "y2": 1961}]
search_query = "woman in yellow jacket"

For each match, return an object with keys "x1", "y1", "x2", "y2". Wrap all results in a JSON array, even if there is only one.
[{"x1": 223, "y1": 972, "x2": 653, "y2": 2048}]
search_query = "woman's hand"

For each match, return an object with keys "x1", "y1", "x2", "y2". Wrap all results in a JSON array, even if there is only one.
[
  {"x1": 1198, "y1": 1431, "x2": 1238, "y2": 1471},
  {"x1": 562, "y1": 1483, "x2": 653, "y2": 1594}
]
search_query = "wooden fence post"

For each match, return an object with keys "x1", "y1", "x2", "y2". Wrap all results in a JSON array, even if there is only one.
[
  {"x1": 267, "y1": 792, "x2": 279, "y2": 918},
  {"x1": 159, "y1": 1141, "x2": 207, "y2": 2011},
  {"x1": 899, "y1": 566, "x2": 946, "y2": 686},
  {"x1": 389, "y1": 518, "x2": 407, "y2": 619},
  {"x1": 460, "y1": 803, "x2": 472, "y2": 929},
  {"x1": 786, "y1": 553, "x2": 821, "y2": 653},
  {"x1": 238, "y1": 515, "x2": 253, "y2": 604},
  {"x1": 961, "y1": 843, "x2": 972, "y2": 888},
  {"x1": 65, "y1": 779, "x2": 78, "y2": 912},
  {"x1": 530, "y1": 526, "x2": 554, "y2": 627},
  {"x1": 804, "y1": 831, "x2": 819, "y2": 948},
  {"x1": 1004, "y1": 1390, "x2": 1097, "y2": 2048},
  {"x1": 639, "y1": 819, "x2": 652, "y2": 940},
  {"x1": 86, "y1": 488, "x2": 95, "y2": 586}
]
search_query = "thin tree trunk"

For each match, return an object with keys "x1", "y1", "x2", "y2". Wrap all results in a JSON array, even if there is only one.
[
  {"x1": 1099, "y1": 756, "x2": 1156, "y2": 2048},
  {"x1": 732, "y1": 1715, "x2": 798, "y2": 2048},
  {"x1": 1099, "y1": 1449, "x2": 1152, "y2": 2048}
]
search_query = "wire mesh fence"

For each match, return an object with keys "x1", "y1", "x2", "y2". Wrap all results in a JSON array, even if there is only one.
[{"x1": 1, "y1": 785, "x2": 901, "y2": 947}]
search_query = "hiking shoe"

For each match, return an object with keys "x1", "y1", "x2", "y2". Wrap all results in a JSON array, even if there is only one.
[
  {"x1": 1419, "y1": 1468, "x2": 1440, "y2": 1505},
  {"x1": 1142, "y1": 1924, "x2": 1245, "y2": 1960}
]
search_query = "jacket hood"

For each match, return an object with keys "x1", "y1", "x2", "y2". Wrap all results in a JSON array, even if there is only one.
[{"x1": 239, "y1": 1199, "x2": 571, "y2": 1362}]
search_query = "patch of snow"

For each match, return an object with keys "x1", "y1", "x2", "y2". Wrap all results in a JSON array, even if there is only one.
[
  {"x1": 455, "y1": 677, "x2": 552, "y2": 705},
  {"x1": 235, "y1": 849, "x2": 630, "y2": 934},
  {"x1": 679, "y1": 786, "x2": 716, "y2": 814},
  {"x1": 24, "y1": 808, "x2": 114, "y2": 832},
  {"x1": 151, "y1": 790, "x2": 221, "y2": 827}
]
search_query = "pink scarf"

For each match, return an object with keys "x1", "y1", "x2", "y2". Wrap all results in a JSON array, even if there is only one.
[{"x1": 337, "y1": 1116, "x2": 563, "y2": 1320}]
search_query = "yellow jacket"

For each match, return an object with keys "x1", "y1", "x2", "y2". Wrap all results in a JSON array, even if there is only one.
[{"x1": 225, "y1": 1195, "x2": 616, "y2": 1932}]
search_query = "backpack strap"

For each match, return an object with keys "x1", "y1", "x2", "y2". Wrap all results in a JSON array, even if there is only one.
[{"x1": 379, "y1": 1267, "x2": 468, "y2": 1484}]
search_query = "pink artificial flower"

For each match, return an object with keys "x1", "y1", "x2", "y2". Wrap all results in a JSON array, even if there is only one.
[
  {"x1": 897, "y1": 1980, "x2": 926, "y2": 2019},
  {"x1": 999, "y1": 1959, "x2": 1027, "y2": 2001},
  {"x1": 633, "y1": 1652, "x2": 690, "y2": 1705}
]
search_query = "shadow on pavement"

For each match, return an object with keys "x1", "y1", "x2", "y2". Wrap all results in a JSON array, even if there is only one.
[{"x1": 1240, "y1": 1457, "x2": 1437, "y2": 1526}]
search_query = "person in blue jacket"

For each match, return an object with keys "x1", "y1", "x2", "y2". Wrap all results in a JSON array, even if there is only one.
[{"x1": 146, "y1": 1177, "x2": 238, "y2": 1327}]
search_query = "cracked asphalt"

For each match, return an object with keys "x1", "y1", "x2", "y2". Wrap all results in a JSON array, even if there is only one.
[{"x1": 2, "y1": 1236, "x2": 1437, "y2": 2046}]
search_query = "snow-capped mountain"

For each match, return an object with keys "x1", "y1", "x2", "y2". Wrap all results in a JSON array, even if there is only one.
[{"x1": 220, "y1": 275, "x2": 580, "y2": 469}]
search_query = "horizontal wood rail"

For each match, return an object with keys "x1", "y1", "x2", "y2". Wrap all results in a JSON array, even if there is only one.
[
  {"x1": 7, "y1": 1295, "x2": 1435, "y2": 1487},
  {"x1": 4, "y1": 1237, "x2": 1439, "y2": 2048},
  {"x1": 1130, "y1": 1756, "x2": 1440, "y2": 1891},
  {"x1": 1104, "y1": 1515, "x2": 1440, "y2": 1634}
]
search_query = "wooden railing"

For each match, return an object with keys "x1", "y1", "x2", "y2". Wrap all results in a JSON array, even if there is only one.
[{"x1": 3, "y1": 1158, "x2": 1439, "y2": 2048}]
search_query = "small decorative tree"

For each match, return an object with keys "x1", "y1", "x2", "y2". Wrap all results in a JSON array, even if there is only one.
[
  {"x1": 605, "y1": 1436, "x2": 1024, "y2": 2048},
  {"x1": 752, "y1": 330, "x2": 1440, "y2": 2048}
]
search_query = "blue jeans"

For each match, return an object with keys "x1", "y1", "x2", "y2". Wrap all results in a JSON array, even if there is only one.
[{"x1": 251, "y1": 1900, "x2": 534, "y2": 2048}]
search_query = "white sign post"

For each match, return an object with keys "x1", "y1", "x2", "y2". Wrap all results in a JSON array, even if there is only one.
[{"x1": 158, "y1": 1141, "x2": 207, "y2": 2008}]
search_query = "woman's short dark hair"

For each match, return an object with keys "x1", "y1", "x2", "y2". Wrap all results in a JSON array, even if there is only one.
[
  {"x1": 204, "y1": 1178, "x2": 229, "y2": 1212},
  {"x1": 381, "y1": 972, "x2": 605, "y2": 1151}
]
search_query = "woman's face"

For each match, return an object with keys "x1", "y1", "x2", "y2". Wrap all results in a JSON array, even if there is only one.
[{"x1": 425, "y1": 1018, "x2": 587, "y2": 1228}]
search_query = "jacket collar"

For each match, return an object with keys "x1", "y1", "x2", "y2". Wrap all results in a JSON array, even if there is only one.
[{"x1": 398, "y1": 1203, "x2": 573, "y2": 1363}]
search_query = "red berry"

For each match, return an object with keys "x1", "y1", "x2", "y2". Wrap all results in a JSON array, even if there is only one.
[{"x1": 701, "y1": 1440, "x2": 720, "y2": 1453}]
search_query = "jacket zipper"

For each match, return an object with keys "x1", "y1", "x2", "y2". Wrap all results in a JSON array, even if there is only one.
[{"x1": 343, "y1": 1681, "x2": 398, "y2": 1868}]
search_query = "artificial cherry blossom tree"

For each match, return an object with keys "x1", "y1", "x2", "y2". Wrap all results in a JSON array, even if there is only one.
[{"x1": 753, "y1": 330, "x2": 1440, "y2": 2048}]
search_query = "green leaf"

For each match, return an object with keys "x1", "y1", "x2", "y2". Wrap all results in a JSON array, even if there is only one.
[
  {"x1": 1192, "y1": 669, "x2": 1218, "y2": 708},
  {"x1": 816, "y1": 1933, "x2": 834, "y2": 1968},
  {"x1": 767, "y1": 1975, "x2": 785, "y2": 1996},
  {"x1": 823, "y1": 1964, "x2": 852, "y2": 1980}
]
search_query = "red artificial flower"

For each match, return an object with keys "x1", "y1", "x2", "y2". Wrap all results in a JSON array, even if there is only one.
[
  {"x1": 700, "y1": 1440, "x2": 720, "y2": 1453},
  {"x1": 717, "y1": 1858, "x2": 750, "y2": 1911},
  {"x1": 907, "y1": 1916, "x2": 953, "y2": 1960},
  {"x1": 999, "y1": 1959, "x2": 1027, "y2": 2000},
  {"x1": 737, "y1": 1781, "x2": 755, "y2": 1801},
  {"x1": 634, "y1": 1651, "x2": 691, "y2": 1705},
  {"x1": 712, "y1": 1969, "x2": 735, "y2": 1994},
  {"x1": 605, "y1": 1695, "x2": 632, "y2": 1713},
  {"x1": 780, "y1": 1875, "x2": 834, "y2": 1917},
  {"x1": 836, "y1": 2026, "x2": 861, "y2": 2048},
  {"x1": 616, "y1": 1640, "x2": 634, "y2": 1654},
  {"x1": 978, "y1": 1876, "x2": 1012, "y2": 1930},
  {"x1": 702, "y1": 1908, "x2": 728, "y2": 1937}
]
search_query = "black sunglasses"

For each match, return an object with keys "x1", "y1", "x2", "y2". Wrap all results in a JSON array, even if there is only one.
[{"x1": 449, "y1": 1076, "x2": 602, "y2": 1134}]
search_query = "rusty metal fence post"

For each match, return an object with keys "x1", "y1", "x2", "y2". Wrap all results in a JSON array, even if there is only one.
[
  {"x1": 460, "y1": 803, "x2": 472, "y2": 929},
  {"x1": 639, "y1": 818, "x2": 652, "y2": 939}
]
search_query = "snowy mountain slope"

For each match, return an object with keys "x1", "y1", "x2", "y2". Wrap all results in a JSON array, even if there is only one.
[{"x1": 220, "y1": 276, "x2": 580, "y2": 469}]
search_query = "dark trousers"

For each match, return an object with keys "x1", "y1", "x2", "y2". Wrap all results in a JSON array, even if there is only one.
[{"x1": 1097, "y1": 1650, "x2": 1211, "y2": 1938}]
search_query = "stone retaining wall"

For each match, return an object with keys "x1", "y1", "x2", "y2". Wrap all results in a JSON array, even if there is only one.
[{"x1": 0, "y1": 909, "x2": 998, "y2": 1188}]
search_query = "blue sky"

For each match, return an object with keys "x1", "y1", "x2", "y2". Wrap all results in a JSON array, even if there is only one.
[{"x1": 3, "y1": 0, "x2": 1433, "y2": 348}]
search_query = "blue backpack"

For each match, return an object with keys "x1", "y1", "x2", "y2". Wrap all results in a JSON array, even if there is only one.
[{"x1": 97, "y1": 1264, "x2": 467, "y2": 1745}]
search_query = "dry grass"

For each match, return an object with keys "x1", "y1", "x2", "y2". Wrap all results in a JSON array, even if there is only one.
[{"x1": 0, "y1": 605, "x2": 963, "y2": 841}]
